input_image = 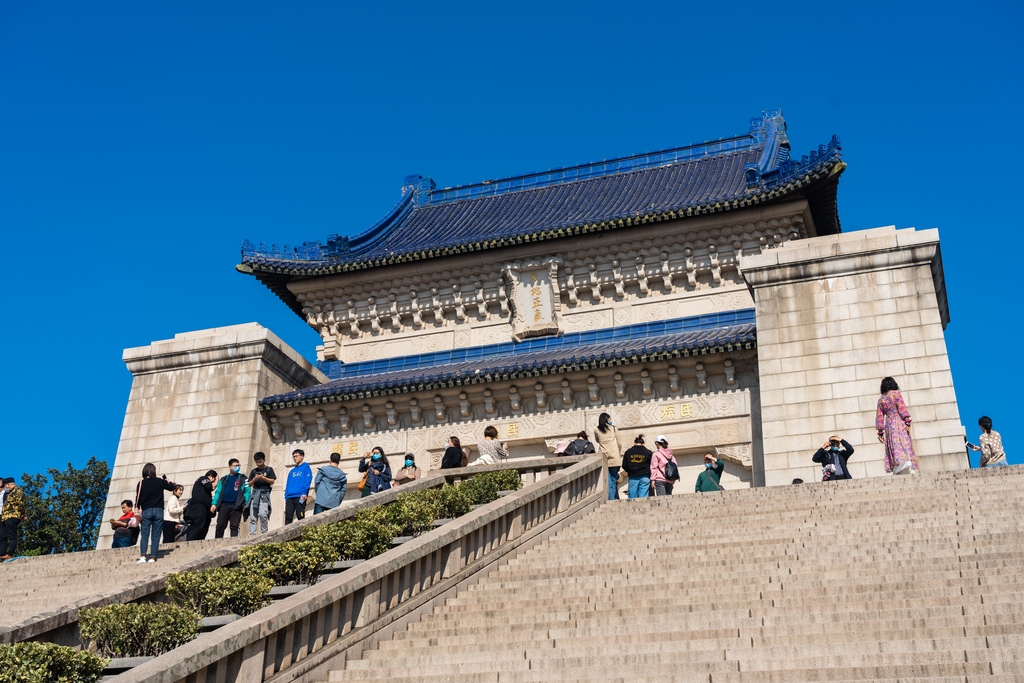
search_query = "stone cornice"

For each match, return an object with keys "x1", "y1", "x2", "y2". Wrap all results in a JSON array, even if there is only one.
[{"x1": 123, "y1": 324, "x2": 326, "y2": 388}]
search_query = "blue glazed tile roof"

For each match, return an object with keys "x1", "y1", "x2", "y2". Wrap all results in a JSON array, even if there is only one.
[
  {"x1": 259, "y1": 313, "x2": 756, "y2": 409},
  {"x1": 238, "y1": 110, "x2": 844, "y2": 316}
]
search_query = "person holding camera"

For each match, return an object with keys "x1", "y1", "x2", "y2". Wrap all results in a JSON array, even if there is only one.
[{"x1": 812, "y1": 435, "x2": 855, "y2": 481}]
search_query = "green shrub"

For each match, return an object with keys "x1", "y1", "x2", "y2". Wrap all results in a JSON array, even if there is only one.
[
  {"x1": 0, "y1": 642, "x2": 107, "y2": 683},
  {"x1": 458, "y1": 475, "x2": 500, "y2": 506},
  {"x1": 389, "y1": 491, "x2": 439, "y2": 537},
  {"x1": 166, "y1": 567, "x2": 273, "y2": 617},
  {"x1": 19, "y1": 548, "x2": 43, "y2": 557},
  {"x1": 79, "y1": 603, "x2": 200, "y2": 658},
  {"x1": 238, "y1": 540, "x2": 335, "y2": 585},
  {"x1": 482, "y1": 469, "x2": 524, "y2": 493}
]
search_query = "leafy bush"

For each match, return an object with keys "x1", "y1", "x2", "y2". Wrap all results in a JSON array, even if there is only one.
[
  {"x1": 20, "y1": 548, "x2": 43, "y2": 557},
  {"x1": 0, "y1": 642, "x2": 107, "y2": 683},
  {"x1": 458, "y1": 475, "x2": 500, "y2": 506},
  {"x1": 79, "y1": 603, "x2": 200, "y2": 658},
  {"x1": 238, "y1": 540, "x2": 335, "y2": 585},
  {"x1": 166, "y1": 567, "x2": 273, "y2": 617},
  {"x1": 482, "y1": 469, "x2": 524, "y2": 493}
]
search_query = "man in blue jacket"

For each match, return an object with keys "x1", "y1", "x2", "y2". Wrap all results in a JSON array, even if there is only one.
[{"x1": 284, "y1": 449, "x2": 313, "y2": 523}]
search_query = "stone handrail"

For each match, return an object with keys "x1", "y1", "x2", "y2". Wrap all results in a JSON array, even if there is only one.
[
  {"x1": 108, "y1": 455, "x2": 605, "y2": 683},
  {"x1": 0, "y1": 455, "x2": 587, "y2": 647}
]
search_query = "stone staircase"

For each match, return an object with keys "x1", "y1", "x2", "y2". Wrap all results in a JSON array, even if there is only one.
[
  {"x1": 0, "y1": 537, "x2": 241, "y2": 627},
  {"x1": 327, "y1": 466, "x2": 1024, "y2": 682}
]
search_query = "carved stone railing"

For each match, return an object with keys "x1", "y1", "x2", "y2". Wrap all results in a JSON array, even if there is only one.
[
  {"x1": 107, "y1": 456, "x2": 605, "y2": 683},
  {"x1": 0, "y1": 456, "x2": 587, "y2": 648}
]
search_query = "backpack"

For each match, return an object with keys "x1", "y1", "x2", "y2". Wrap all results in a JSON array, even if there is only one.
[{"x1": 663, "y1": 457, "x2": 680, "y2": 482}]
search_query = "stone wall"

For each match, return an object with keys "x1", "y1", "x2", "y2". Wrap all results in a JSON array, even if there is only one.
[
  {"x1": 744, "y1": 226, "x2": 965, "y2": 485},
  {"x1": 99, "y1": 324, "x2": 325, "y2": 548}
]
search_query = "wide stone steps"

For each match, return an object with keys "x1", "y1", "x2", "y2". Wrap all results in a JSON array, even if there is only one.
[{"x1": 323, "y1": 465, "x2": 1024, "y2": 683}]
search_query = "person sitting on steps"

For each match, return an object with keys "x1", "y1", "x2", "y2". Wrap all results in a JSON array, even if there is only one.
[{"x1": 812, "y1": 435, "x2": 855, "y2": 481}]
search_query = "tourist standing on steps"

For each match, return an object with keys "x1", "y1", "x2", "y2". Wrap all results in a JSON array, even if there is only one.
[
  {"x1": 212, "y1": 459, "x2": 251, "y2": 538},
  {"x1": 969, "y1": 416, "x2": 1008, "y2": 467},
  {"x1": 359, "y1": 448, "x2": 392, "y2": 495},
  {"x1": 812, "y1": 436, "x2": 855, "y2": 481},
  {"x1": 184, "y1": 470, "x2": 218, "y2": 541},
  {"x1": 565, "y1": 431, "x2": 596, "y2": 457},
  {"x1": 0, "y1": 477, "x2": 24, "y2": 560},
  {"x1": 134, "y1": 463, "x2": 179, "y2": 563},
  {"x1": 248, "y1": 452, "x2": 276, "y2": 535},
  {"x1": 695, "y1": 453, "x2": 725, "y2": 492},
  {"x1": 441, "y1": 437, "x2": 468, "y2": 469},
  {"x1": 164, "y1": 485, "x2": 185, "y2": 543},
  {"x1": 109, "y1": 500, "x2": 138, "y2": 549},
  {"x1": 876, "y1": 377, "x2": 918, "y2": 475},
  {"x1": 473, "y1": 427, "x2": 509, "y2": 466},
  {"x1": 393, "y1": 454, "x2": 421, "y2": 486},
  {"x1": 314, "y1": 452, "x2": 348, "y2": 513},
  {"x1": 594, "y1": 413, "x2": 622, "y2": 500},
  {"x1": 650, "y1": 436, "x2": 679, "y2": 496},
  {"x1": 622, "y1": 434, "x2": 653, "y2": 499},
  {"x1": 284, "y1": 449, "x2": 313, "y2": 522}
]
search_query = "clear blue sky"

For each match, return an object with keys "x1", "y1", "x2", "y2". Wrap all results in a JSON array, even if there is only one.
[{"x1": 1, "y1": 1, "x2": 1019, "y2": 478}]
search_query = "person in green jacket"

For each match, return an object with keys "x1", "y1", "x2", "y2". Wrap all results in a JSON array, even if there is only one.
[
  {"x1": 695, "y1": 452, "x2": 725, "y2": 492},
  {"x1": 212, "y1": 459, "x2": 252, "y2": 538}
]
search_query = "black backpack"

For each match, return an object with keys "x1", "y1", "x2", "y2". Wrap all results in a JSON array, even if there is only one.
[{"x1": 663, "y1": 458, "x2": 680, "y2": 482}]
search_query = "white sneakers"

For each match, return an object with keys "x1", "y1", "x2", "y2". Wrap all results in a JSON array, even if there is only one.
[
  {"x1": 136, "y1": 557, "x2": 147, "y2": 564},
  {"x1": 147, "y1": 558, "x2": 156, "y2": 563}
]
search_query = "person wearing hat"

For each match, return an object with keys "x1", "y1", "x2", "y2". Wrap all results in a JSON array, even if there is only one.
[
  {"x1": 621, "y1": 435, "x2": 653, "y2": 499},
  {"x1": 650, "y1": 436, "x2": 679, "y2": 496},
  {"x1": 0, "y1": 477, "x2": 26, "y2": 560},
  {"x1": 695, "y1": 452, "x2": 725, "y2": 493},
  {"x1": 394, "y1": 454, "x2": 421, "y2": 486}
]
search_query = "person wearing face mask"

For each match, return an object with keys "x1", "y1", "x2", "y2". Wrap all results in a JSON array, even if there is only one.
[
  {"x1": 394, "y1": 454, "x2": 421, "y2": 486},
  {"x1": 812, "y1": 435, "x2": 855, "y2": 481},
  {"x1": 695, "y1": 453, "x2": 725, "y2": 493},
  {"x1": 359, "y1": 448, "x2": 392, "y2": 496},
  {"x1": 594, "y1": 413, "x2": 622, "y2": 501},
  {"x1": 314, "y1": 452, "x2": 348, "y2": 514},
  {"x1": 285, "y1": 450, "x2": 313, "y2": 522},
  {"x1": 212, "y1": 458, "x2": 251, "y2": 538}
]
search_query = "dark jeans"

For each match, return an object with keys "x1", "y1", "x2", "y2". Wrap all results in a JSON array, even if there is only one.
[
  {"x1": 215, "y1": 505, "x2": 242, "y2": 538},
  {"x1": 608, "y1": 467, "x2": 620, "y2": 500},
  {"x1": 285, "y1": 497, "x2": 306, "y2": 524},
  {"x1": 111, "y1": 535, "x2": 133, "y2": 549},
  {"x1": 140, "y1": 508, "x2": 163, "y2": 559},
  {"x1": 162, "y1": 520, "x2": 180, "y2": 544},
  {"x1": 185, "y1": 508, "x2": 212, "y2": 541},
  {"x1": 0, "y1": 519, "x2": 18, "y2": 556},
  {"x1": 313, "y1": 503, "x2": 333, "y2": 515},
  {"x1": 654, "y1": 481, "x2": 674, "y2": 496}
]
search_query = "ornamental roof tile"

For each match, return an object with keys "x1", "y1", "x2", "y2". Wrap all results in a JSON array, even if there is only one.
[
  {"x1": 239, "y1": 110, "x2": 843, "y2": 316},
  {"x1": 259, "y1": 311, "x2": 756, "y2": 410}
]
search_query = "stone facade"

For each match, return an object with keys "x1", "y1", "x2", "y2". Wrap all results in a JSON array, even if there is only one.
[
  {"x1": 100, "y1": 324, "x2": 326, "y2": 548},
  {"x1": 744, "y1": 226, "x2": 964, "y2": 485}
]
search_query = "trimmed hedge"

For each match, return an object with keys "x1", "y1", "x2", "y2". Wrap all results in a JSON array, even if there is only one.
[
  {"x1": 166, "y1": 567, "x2": 273, "y2": 617},
  {"x1": 238, "y1": 539, "x2": 335, "y2": 586},
  {"x1": 79, "y1": 602, "x2": 200, "y2": 658},
  {"x1": 0, "y1": 642, "x2": 106, "y2": 683}
]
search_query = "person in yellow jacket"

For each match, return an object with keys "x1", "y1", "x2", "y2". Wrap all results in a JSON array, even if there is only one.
[
  {"x1": 1, "y1": 477, "x2": 26, "y2": 560},
  {"x1": 594, "y1": 413, "x2": 623, "y2": 500}
]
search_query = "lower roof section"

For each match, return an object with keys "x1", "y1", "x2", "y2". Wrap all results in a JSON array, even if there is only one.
[{"x1": 260, "y1": 310, "x2": 756, "y2": 410}]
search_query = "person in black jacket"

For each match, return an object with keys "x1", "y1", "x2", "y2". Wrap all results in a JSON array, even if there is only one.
[
  {"x1": 812, "y1": 436, "x2": 855, "y2": 481},
  {"x1": 134, "y1": 463, "x2": 178, "y2": 563},
  {"x1": 183, "y1": 470, "x2": 218, "y2": 541},
  {"x1": 621, "y1": 434, "x2": 653, "y2": 499},
  {"x1": 565, "y1": 431, "x2": 596, "y2": 457},
  {"x1": 440, "y1": 436, "x2": 468, "y2": 469}
]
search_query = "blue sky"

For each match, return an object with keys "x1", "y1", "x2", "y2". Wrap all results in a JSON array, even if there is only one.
[{"x1": 1, "y1": 1, "x2": 1020, "y2": 478}]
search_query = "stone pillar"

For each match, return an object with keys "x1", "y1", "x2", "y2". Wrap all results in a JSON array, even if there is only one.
[
  {"x1": 743, "y1": 227, "x2": 966, "y2": 486},
  {"x1": 100, "y1": 323, "x2": 326, "y2": 548}
]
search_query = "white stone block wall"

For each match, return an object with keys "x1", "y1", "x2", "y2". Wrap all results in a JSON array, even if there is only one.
[
  {"x1": 99, "y1": 324, "x2": 326, "y2": 548},
  {"x1": 743, "y1": 227, "x2": 966, "y2": 486}
]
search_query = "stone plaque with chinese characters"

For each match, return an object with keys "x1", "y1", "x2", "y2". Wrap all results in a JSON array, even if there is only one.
[{"x1": 503, "y1": 257, "x2": 563, "y2": 340}]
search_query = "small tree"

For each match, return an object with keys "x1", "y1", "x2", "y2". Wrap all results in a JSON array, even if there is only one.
[{"x1": 19, "y1": 457, "x2": 111, "y2": 554}]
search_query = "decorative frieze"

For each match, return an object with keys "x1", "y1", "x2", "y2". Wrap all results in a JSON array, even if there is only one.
[{"x1": 293, "y1": 210, "x2": 806, "y2": 362}]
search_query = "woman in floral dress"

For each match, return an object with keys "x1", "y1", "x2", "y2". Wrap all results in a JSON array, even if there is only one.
[{"x1": 876, "y1": 377, "x2": 918, "y2": 475}]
